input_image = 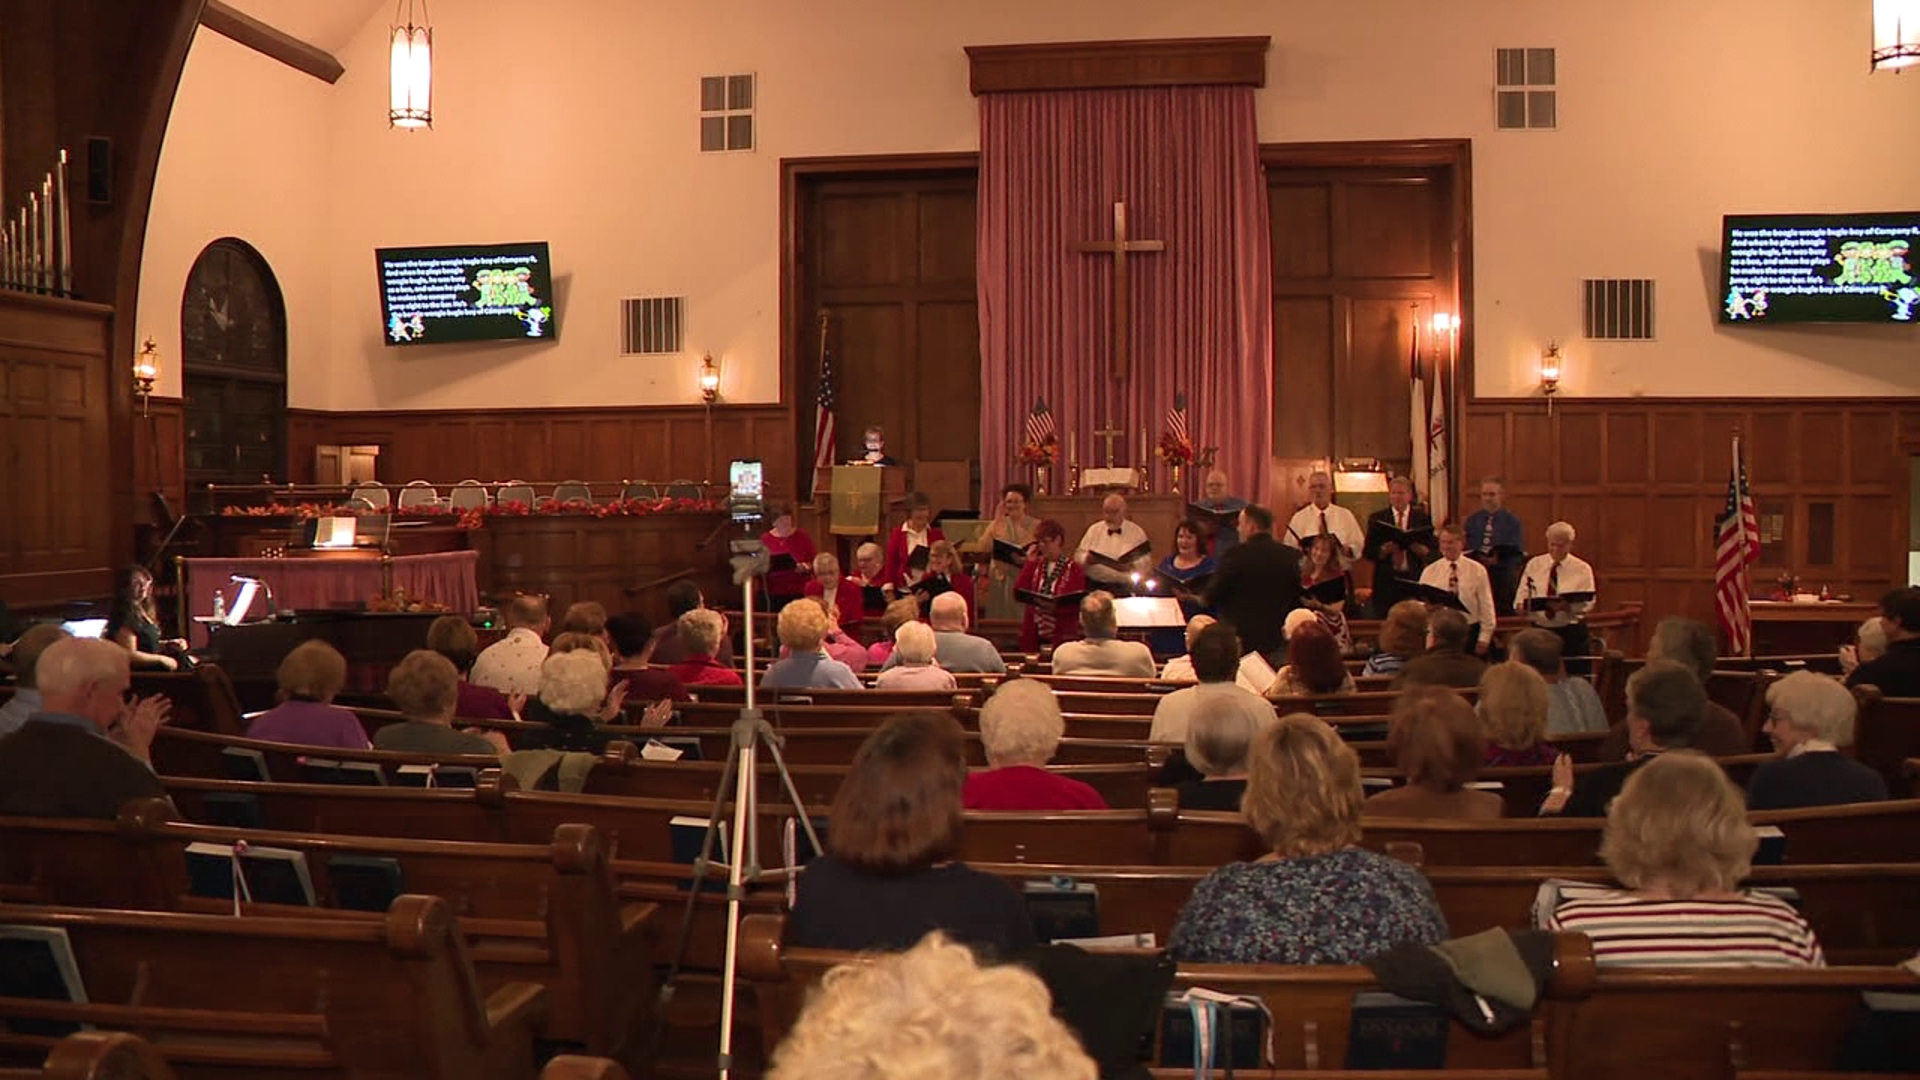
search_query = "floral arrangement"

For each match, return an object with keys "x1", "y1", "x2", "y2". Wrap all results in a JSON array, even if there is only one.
[
  {"x1": 1155, "y1": 430, "x2": 1196, "y2": 466},
  {"x1": 367, "y1": 588, "x2": 450, "y2": 613},
  {"x1": 221, "y1": 496, "x2": 723, "y2": 532},
  {"x1": 1018, "y1": 437, "x2": 1058, "y2": 467}
]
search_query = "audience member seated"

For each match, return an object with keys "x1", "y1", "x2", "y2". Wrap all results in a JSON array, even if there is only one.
[
  {"x1": 1545, "y1": 751, "x2": 1824, "y2": 967},
  {"x1": 425, "y1": 614, "x2": 517, "y2": 720},
  {"x1": 470, "y1": 594, "x2": 550, "y2": 697},
  {"x1": 786, "y1": 711, "x2": 1035, "y2": 956},
  {"x1": 762, "y1": 500, "x2": 818, "y2": 610},
  {"x1": 1159, "y1": 615, "x2": 1271, "y2": 692},
  {"x1": 1507, "y1": 627, "x2": 1608, "y2": 736},
  {"x1": 649, "y1": 581, "x2": 735, "y2": 667},
  {"x1": 1050, "y1": 591, "x2": 1155, "y2": 677},
  {"x1": 1367, "y1": 686, "x2": 1504, "y2": 819},
  {"x1": 1838, "y1": 615, "x2": 1887, "y2": 679},
  {"x1": 373, "y1": 650, "x2": 507, "y2": 755},
  {"x1": 882, "y1": 592, "x2": 1005, "y2": 675},
  {"x1": 246, "y1": 640, "x2": 372, "y2": 749},
  {"x1": 1267, "y1": 619, "x2": 1355, "y2": 696},
  {"x1": 1844, "y1": 586, "x2": 1920, "y2": 696},
  {"x1": 964, "y1": 678, "x2": 1107, "y2": 810},
  {"x1": 804, "y1": 553, "x2": 865, "y2": 639},
  {"x1": 762, "y1": 601, "x2": 863, "y2": 691},
  {"x1": 1177, "y1": 697, "x2": 1266, "y2": 811},
  {"x1": 873, "y1": 621, "x2": 956, "y2": 691},
  {"x1": 1478, "y1": 662, "x2": 1557, "y2": 766},
  {"x1": 1542, "y1": 660, "x2": 1705, "y2": 817},
  {"x1": 106, "y1": 564, "x2": 186, "y2": 671},
  {"x1": 1170, "y1": 713, "x2": 1447, "y2": 963},
  {"x1": 765, "y1": 931, "x2": 1096, "y2": 1080},
  {"x1": 1599, "y1": 618, "x2": 1749, "y2": 758},
  {"x1": 0, "y1": 638, "x2": 169, "y2": 819},
  {"x1": 1746, "y1": 671, "x2": 1888, "y2": 810},
  {"x1": 1393, "y1": 609, "x2": 1487, "y2": 689},
  {"x1": 777, "y1": 599, "x2": 870, "y2": 673},
  {"x1": 866, "y1": 597, "x2": 919, "y2": 668},
  {"x1": 559, "y1": 600, "x2": 608, "y2": 638},
  {"x1": 667, "y1": 609, "x2": 743, "y2": 687},
  {"x1": 0, "y1": 624, "x2": 68, "y2": 738},
  {"x1": 1362, "y1": 600, "x2": 1428, "y2": 677},
  {"x1": 1150, "y1": 622, "x2": 1277, "y2": 745},
  {"x1": 517, "y1": 649, "x2": 623, "y2": 754},
  {"x1": 604, "y1": 611, "x2": 690, "y2": 702}
]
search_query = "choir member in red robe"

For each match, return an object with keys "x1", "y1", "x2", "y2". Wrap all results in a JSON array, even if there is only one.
[
  {"x1": 804, "y1": 552, "x2": 866, "y2": 641},
  {"x1": 882, "y1": 491, "x2": 945, "y2": 591},
  {"x1": 760, "y1": 500, "x2": 817, "y2": 609},
  {"x1": 1016, "y1": 519, "x2": 1087, "y2": 652},
  {"x1": 911, "y1": 540, "x2": 976, "y2": 629}
]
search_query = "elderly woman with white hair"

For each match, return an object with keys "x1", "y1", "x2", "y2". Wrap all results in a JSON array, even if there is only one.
[
  {"x1": 1745, "y1": 671, "x2": 1888, "y2": 810},
  {"x1": 1546, "y1": 751, "x2": 1824, "y2": 967},
  {"x1": 963, "y1": 678, "x2": 1107, "y2": 810},
  {"x1": 1840, "y1": 616, "x2": 1889, "y2": 676},
  {"x1": 1177, "y1": 697, "x2": 1267, "y2": 811},
  {"x1": 1517, "y1": 520, "x2": 1596, "y2": 668},
  {"x1": 873, "y1": 620, "x2": 956, "y2": 691}
]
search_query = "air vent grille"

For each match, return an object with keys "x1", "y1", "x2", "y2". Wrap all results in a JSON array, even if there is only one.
[
  {"x1": 622, "y1": 297, "x2": 684, "y2": 354},
  {"x1": 1583, "y1": 279, "x2": 1656, "y2": 340}
]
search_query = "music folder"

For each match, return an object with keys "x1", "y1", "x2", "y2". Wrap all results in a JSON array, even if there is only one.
[
  {"x1": 1015, "y1": 587, "x2": 1085, "y2": 610},
  {"x1": 1084, "y1": 541, "x2": 1151, "y2": 573},
  {"x1": 1410, "y1": 583, "x2": 1469, "y2": 611},
  {"x1": 1304, "y1": 576, "x2": 1350, "y2": 605},
  {"x1": 992, "y1": 538, "x2": 1030, "y2": 566},
  {"x1": 1366, "y1": 518, "x2": 1436, "y2": 553},
  {"x1": 1524, "y1": 591, "x2": 1594, "y2": 611},
  {"x1": 1151, "y1": 570, "x2": 1212, "y2": 596},
  {"x1": 905, "y1": 545, "x2": 932, "y2": 573}
]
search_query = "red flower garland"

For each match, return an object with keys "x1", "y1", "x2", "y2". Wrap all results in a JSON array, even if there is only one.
[{"x1": 221, "y1": 496, "x2": 723, "y2": 531}]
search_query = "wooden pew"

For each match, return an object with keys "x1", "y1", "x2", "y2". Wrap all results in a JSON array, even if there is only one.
[
  {"x1": 0, "y1": 895, "x2": 545, "y2": 1080},
  {"x1": 0, "y1": 1033, "x2": 174, "y2": 1080},
  {"x1": 0, "y1": 805, "x2": 657, "y2": 1063},
  {"x1": 976, "y1": 862, "x2": 1920, "y2": 966},
  {"x1": 1847, "y1": 685, "x2": 1920, "y2": 791},
  {"x1": 129, "y1": 664, "x2": 246, "y2": 736},
  {"x1": 150, "y1": 725, "x2": 633, "y2": 785},
  {"x1": 737, "y1": 912, "x2": 1594, "y2": 1071}
]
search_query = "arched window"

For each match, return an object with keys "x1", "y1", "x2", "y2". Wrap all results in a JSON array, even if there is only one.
[{"x1": 181, "y1": 238, "x2": 287, "y2": 484}]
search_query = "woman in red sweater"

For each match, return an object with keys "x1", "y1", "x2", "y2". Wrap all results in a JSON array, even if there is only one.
[
  {"x1": 804, "y1": 552, "x2": 866, "y2": 641},
  {"x1": 883, "y1": 491, "x2": 944, "y2": 591},
  {"x1": 1015, "y1": 520, "x2": 1086, "y2": 652},
  {"x1": 760, "y1": 500, "x2": 817, "y2": 610},
  {"x1": 963, "y1": 678, "x2": 1106, "y2": 810}
]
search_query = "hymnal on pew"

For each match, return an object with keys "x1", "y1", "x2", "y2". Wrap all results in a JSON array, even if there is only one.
[
  {"x1": 670, "y1": 816, "x2": 728, "y2": 890},
  {"x1": 1084, "y1": 542, "x2": 1152, "y2": 574},
  {"x1": 1022, "y1": 878, "x2": 1100, "y2": 943},
  {"x1": 0, "y1": 926, "x2": 87, "y2": 1037},
  {"x1": 185, "y1": 842, "x2": 318, "y2": 907},
  {"x1": 299, "y1": 758, "x2": 388, "y2": 786},
  {"x1": 1158, "y1": 989, "x2": 1269, "y2": 1071},
  {"x1": 327, "y1": 855, "x2": 406, "y2": 912},
  {"x1": 220, "y1": 746, "x2": 270, "y2": 781},
  {"x1": 395, "y1": 764, "x2": 479, "y2": 789},
  {"x1": 1410, "y1": 583, "x2": 1470, "y2": 611},
  {"x1": 202, "y1": 792, "x2": 268, "y2": 830},
  {"x1": 1344, "y1": 992, "x2": 1450, "y2": 1068}
]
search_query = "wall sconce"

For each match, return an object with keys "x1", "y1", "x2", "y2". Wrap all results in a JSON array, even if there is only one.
[
  {"x1": 133, "y1": 336, "x2": 159, "y2": 416},
  {"x1": 388, "y1": 0, "x2": 434, "y2": 129},
  {"x1": 1540, "y1": 341, "x2": 1563, "y2": 412},
  {"x1": 1431, "y1": 311, "x2": 1461, "y2": 335},
  {"x1": 698, "y1": 352, "x2": 721, "y2": 403},
  {"x1": 1874, "y1": 0, "x2": 1920, "y2": 72}
]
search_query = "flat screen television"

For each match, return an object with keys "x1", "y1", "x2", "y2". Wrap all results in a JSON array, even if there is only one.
[
  {"x1": 1719, "y1": 213, "x2": 1919, "y2": 325},
  {"x1": 375, "y1": 241, "x2": 558, "y2": 345}
]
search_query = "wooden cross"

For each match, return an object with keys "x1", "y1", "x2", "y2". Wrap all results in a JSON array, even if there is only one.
[
  {"x1": 1077, "y1": 201, "x2": 1165, "y2": 381},
  {"x1": 1093, "y1": 425, "x2": 1127, "y2": 468}
]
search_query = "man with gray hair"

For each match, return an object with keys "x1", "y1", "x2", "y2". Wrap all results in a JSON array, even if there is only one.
[
  {"x1": 1283, "y1": 471, "x2": 1363, "y2": 567},
  {"x1": 0, "y1": 624, "x2": 70, "y2": 737},
  {"x1": 1074, "y1": 494, "x2": 1152, "y2": 595},
  {"x1": 1052, "y1": 591, "x2": 1155, "y2": 677},
  {"x1": 880, "y1": 591, "x2": 1004, "y2": 674},
  {"x1": 0, "y1": 637, "x2": 170, "y2": 819},
  {"x1": 1516, "y1": 520, "x2": 1596, "y2": 669},
  {"x1": 1542, "y1": 659, "x2": 1706, "y2": 817},
  {"x1": 1746, "y1": 672, "x2": 1887, "y2": 810},
  {"x1": 1599, "y1": 618, "x2": 1749, "y2": 759}
]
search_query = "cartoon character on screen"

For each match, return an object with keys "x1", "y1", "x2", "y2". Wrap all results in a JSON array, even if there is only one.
[
  {"x1": 508, "y1": 267, "x2": 537, "y2": 309},
  {"x1": 1725, "y1": 289, "x2": 1759, "y2": 320},
  {"x1": 1886, "y1": 286, "x2": 1919, "y2": 322},
  {"x1": 516, "y1": 306, "x2": 552, "y2": 338},
  {"x1": 388, "y1": 313, "x2": 414, "y2": 342},
  {"x1": 407, "y1": 314, "x2": 426, "y2": 339},
  {"x1": 1748, "y1": 289, "x2": 1769, "y2": 318}
]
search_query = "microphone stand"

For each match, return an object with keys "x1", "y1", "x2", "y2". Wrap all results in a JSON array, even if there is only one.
[{"x1": 643, "y1": 521, "x2": 823, "y2": 1078}]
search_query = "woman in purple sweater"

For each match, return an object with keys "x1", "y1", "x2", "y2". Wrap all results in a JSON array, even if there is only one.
[{"x1": 246, "y1": 641, "x2": 372, "y2": 750}]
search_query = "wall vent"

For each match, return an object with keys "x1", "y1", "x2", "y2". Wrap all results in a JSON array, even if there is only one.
[
  {"x1": 700, "y1": 73, "x2": 755, "y2": 152},
  {"x1": 1583, "y1": 279, "x2": 1656, "y2": 340},
  {"x1": 1496, "y1": 48, "x2": 1556, "y2": 130},
  {"x1": 622, "y1": 297, "x2": 685, "y2": 355}
]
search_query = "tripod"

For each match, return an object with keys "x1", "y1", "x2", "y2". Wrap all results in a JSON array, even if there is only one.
[{"x1": 645, "y1": 534, "x2": 824, "y2": 1078}]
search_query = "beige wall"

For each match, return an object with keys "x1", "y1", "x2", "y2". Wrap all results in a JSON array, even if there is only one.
[
  {"x1": 136, "y1": 28, "x2": 334, "y2": 403},
  {"x1": 139, "y1": 0, "x2": 1920, "y2": 410}
]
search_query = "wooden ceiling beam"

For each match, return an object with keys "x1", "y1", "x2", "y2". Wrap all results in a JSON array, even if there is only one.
[{"x1": 199, "y1": 2, "x2": 345, "y2": 84}]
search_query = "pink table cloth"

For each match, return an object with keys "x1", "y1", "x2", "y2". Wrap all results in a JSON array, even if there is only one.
[{"x1": 180, "y1": 550, "x2": 480, "y2": 647}]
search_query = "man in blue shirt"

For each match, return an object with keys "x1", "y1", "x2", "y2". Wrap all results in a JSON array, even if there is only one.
[
  {"x1": 0, "y1": 623, "x2": 69, "y2": 738},
  {"x1": 1462, "y1": 476, "x2": 1527, "y2": 616},
  {"x1": 0, "y1": 637, "x2": 171, "y2": 819}
]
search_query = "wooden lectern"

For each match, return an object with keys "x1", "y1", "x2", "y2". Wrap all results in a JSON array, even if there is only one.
[{"x1": 814, "y1": 464, "x2": 907, "y2": 536}]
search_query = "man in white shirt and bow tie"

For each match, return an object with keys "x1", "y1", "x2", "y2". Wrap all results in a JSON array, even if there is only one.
[
  {"x1": 1282, "y1": 471, "x2": 1364, "y2": 568},
  {"x1": 1075, "y1": 494, "x2": 1152, "y2": 596},
  {"x1": 1417, "y1": 523, "x2": 1497, "y2": 655},
  {"x1": 1518, "y1": 520, "x2": 1597, "y2": 671}
]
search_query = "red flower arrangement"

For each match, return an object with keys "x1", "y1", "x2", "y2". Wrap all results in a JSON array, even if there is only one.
[
  {"x1": 1018, "y1": 438, "x2": 1058, "y2": 467},
  {"x1": 222, "y1": 496, "x2": 722, "y2": 532},
  {"x1": 1156, "y1": 430, "x2": 1195, "y2": 466}
]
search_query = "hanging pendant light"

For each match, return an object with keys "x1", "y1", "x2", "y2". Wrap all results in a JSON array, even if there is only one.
[
  {"x1": 389, "y1": 0, "x2": 433, "y2": 128},
  {"x1": 1874, "y1": 0, "x2": 1920, "y2": 72}
]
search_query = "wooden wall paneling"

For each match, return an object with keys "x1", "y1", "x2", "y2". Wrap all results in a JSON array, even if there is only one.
[
  {"x1": 1747, "y1": 409, "x2": 1796, "y2": 487},
  {"x1": 133, "y1": 397, "x2": 187, "y2": 525},
  {"x1": 1334, "y1": 177, "x2": 1435, "y2": 279},
  {"x1": 1652, "y1": 411, "x2": 1702, "y2": 484},
  {"x1": 1849, "y1": 411, "x2": 1897, "y2": 486},
  {"x1": 587, "y1": 418, "x2": 631, "y2": 482},
  {"x1": 1605, "y1": 412, "x2": 1648, "y2": 484},
  {"x1": 964, "y1": 36, "x2": 1270, "y2": 95},
  {"x1": 1557, "y1": 412, "x2": 1603, "y2": 486},
  {"x1": 1460, "y1": 408, "x2": 1506, "y2": 485},
  {"x1": 1799, "y1": 411, "x2": 1847, "y2": 487},
  {"x1": 1341, "y1": 298, "x2": 1418, "y2": 461},
  {"x1": 1268, "y1": 183, "x2": 1331, "y2": 278},
  {"x1": 1507, "y1": 412, "x2": 1554, "y2": 486},
  {"x1": 1272, "y1": 296, "x2": 1335, "y2": 458}
]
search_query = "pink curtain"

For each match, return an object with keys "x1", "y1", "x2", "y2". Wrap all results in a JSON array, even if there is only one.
[
  {"x1": 179, "y1": 551, "x2": 479, "y2": 647},
  {"x1": 978, "y1": 85, "x2": 1272, "y2": 504}
]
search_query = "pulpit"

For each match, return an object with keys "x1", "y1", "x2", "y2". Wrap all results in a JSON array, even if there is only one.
[{"x1": 813, "y1": 464, "x2": 908, "y2": 536}]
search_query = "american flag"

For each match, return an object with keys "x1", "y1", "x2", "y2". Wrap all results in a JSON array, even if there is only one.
[
  {"x1": 1166, "y1": 392, "x2": 1190, "y2": 447},
  {"x1": 1025, "y1": 397, "x2": 1055, "y2": 446},
  {"x1": 809, "y1": 313, "x2": 836, "y2": 498},
  {"x1": 1714, "y1": 434, "x2": 1760, "y2": 656}
]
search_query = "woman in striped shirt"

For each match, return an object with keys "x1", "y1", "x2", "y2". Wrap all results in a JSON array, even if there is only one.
[{"x1": 1544, "y1": 751, "x2": 1824, "y2": 968}]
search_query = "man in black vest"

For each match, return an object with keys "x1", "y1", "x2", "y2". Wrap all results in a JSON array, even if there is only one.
[{"x1": 1204, "y1": 504, "x2": 1303, "y2": 666}]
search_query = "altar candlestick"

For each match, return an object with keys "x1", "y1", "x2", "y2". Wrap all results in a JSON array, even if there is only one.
[
  {"x1": 1070, "y1": 432, "x2": 1079, "y2": 467},
  {"x1": 27, "y1": 193, "x2": 42, "y2": 292},
  {"x1": 55, "y1": 150, "x2": 71, "y2": 296},
  {"x1": 41, "y1": 175, "x2": 54, "y2": 293},
  {"x1": 1, "y1": 223, "x2": 11, "y2": 287}
]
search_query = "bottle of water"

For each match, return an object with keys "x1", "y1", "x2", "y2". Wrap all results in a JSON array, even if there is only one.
[{"x1": 213, "y1": 590, "x2": 226, "y2": 621}]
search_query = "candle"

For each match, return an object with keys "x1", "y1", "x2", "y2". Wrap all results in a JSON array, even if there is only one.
[
  {"x1": 27, "y1": 193, "x2": 41, "y2": 292},
  {"x1": 1, "y1": 223, "x2": 11, "y2": 287},
  {"x1": 55, "y1": 149, "x2": 70, "y2": 296},
  {"x1": 1070, "y1": 432, "x2": 1079, "y2": 466},
  {"x1": 41, "y1": 175, "x2": 54, "y2": 293}
]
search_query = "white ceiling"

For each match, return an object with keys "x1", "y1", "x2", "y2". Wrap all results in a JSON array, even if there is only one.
[{"x1": 220, "y1": 0, "x2": 390, "y2": 56}]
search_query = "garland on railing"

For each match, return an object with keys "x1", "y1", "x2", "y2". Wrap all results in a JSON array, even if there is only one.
[{"x1": 219, "y1": 496, "x2": 723, "y2": 531}]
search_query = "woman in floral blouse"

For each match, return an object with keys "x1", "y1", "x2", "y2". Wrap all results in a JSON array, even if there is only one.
[{"x1": 1169, "y1": 713, "x2": 1448, "y2": 965}]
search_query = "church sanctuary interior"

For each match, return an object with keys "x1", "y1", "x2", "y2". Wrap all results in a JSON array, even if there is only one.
[{"x1": 2, "y1": 1, "x2": 1920, "y2": 1078}]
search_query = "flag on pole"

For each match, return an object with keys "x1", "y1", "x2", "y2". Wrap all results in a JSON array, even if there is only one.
[
  {"x1": 1409, "y1": 323, "x2": 1429, "y2": 509},
  {"x1": 1166, "y1": 392, "x2": 1190, "y2": 448},
  {"x1": 1427, "y1": 376, "x2": 1450, "y2": 525},
  {"x1": 1025, "y1": 397, "x2": 1056, "y2": 448},
  {"x1": 1715, "y1": 434, "x2": 1760, "y2": 656},
  {"x1": 809, "y1": 314, "x2": 836, "y2": 498}
]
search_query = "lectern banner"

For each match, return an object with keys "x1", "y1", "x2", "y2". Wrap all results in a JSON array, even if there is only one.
[{"x1": 829, "y1": 465, "x2": 884, "y2": 536}]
